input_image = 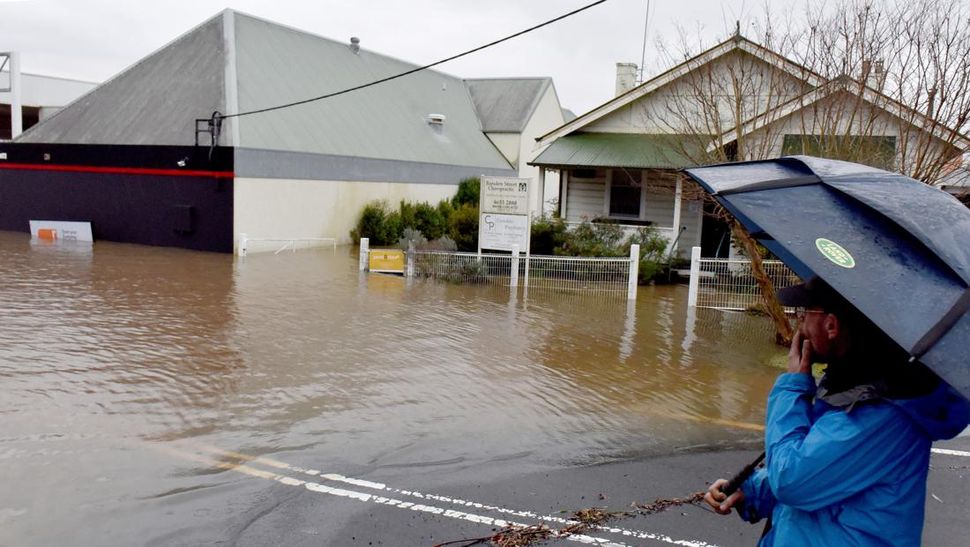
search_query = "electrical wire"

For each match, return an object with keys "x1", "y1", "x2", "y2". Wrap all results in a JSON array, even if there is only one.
[{"x1": 220, "y1": 0, "x2": 608, "y2": 120}]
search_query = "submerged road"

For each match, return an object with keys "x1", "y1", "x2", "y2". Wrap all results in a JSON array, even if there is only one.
[{"x1": 154, "y1": 434, "x2": 970, "y2": 547}]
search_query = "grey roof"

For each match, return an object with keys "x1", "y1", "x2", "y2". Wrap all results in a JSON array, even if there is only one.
[
  {"x1": 19, "y1": 10, "x2": 513, "y2": 172},
  {"x1": 19, "y1": 16, "x2": 225, "y2": 145},
  {"x1": 465, "y1": 78, "x2": 550, "y2": 132}
]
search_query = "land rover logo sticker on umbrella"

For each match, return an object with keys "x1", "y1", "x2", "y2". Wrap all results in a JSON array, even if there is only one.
[{"x1": 816, "y1": 238, "x2": 856, "y2": 269}]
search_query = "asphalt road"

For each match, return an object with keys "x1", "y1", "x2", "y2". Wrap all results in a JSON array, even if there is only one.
[{"x1": 204, "y1": 434, "x2": 970, "y2": 547}]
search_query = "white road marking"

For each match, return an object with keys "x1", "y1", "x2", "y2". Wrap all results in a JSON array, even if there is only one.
[
  {"x1": 177, "y1": 443, "x2": 719, "y2": 547},
  {"x1": 931, "y1": 448, "x2": 970, "y2": 457}
]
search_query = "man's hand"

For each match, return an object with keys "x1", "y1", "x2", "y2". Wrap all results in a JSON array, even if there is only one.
[
  {"x1": 704, "y1": 479, "x2": 745, "y2": 515},
  {"x1": 787, "y1": 330, "x2": 812, "y2": 374}
]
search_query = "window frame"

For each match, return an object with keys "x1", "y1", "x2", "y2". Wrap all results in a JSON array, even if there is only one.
[{"x1": 604, "y1": 168, "x2": 647, "y2": 221}]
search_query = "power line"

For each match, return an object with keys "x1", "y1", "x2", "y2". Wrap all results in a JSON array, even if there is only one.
[{"x1": 219, "y1": 0, "x2": 608, "y2": 120}]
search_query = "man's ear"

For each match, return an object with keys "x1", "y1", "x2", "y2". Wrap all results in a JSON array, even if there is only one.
[{"x1": 824, "y1": 313, "x2": 841, "y2": 340}]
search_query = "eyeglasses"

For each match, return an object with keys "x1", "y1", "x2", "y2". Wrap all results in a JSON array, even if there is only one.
[{"x1": 794, "y1": 307, "x2": 826, "y2": 320}]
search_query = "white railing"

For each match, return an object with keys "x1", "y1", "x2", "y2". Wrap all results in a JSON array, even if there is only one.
[
  {"x1": 358, "y1": 238, "x2": 640, "y2": 299},
  {"x1": 238, "y1": 234, "x2": 337, "y2": 256},
  {"x1": 687, "y1": 246, "x2": 800, "y2": 311}
]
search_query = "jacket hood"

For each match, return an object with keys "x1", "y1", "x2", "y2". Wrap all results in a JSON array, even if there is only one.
[{"x1": 889, "y1": 383, "x2": 970, "y2": 441}]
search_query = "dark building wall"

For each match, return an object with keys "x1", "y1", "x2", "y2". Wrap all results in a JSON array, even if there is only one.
[{"x1": 0, "y1": 143, "x2": 234, "y2": 252}]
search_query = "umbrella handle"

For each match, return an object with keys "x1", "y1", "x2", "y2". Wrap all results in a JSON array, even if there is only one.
[{"x1": 721, "y1": 451, "x2": 766, "y2": 496}]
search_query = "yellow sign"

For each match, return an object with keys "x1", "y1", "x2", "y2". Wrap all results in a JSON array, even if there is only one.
[{"x1": 368, "y1": 248, "x2": 405, "y2": 273}]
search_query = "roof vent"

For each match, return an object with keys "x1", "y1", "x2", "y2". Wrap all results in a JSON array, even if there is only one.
[
  {"x1": 349, "y1": 37, "x2": 360, "y2": 54},
  {"x1": 427, "y1": 113, "x2": 446, "y2": 125}
]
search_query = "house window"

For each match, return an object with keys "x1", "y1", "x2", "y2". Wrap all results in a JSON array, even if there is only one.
[
  {"x1": 608, "y1": 169, "x2": 642, "y2": 218},
  {"x1": 782, "y1": 134, "x2": 897, "y2": 170}
]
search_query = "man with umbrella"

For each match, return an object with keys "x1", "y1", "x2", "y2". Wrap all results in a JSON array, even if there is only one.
[
  {"x1": 682, "y1": 157, "x2": 970, "y2": 545},
  {"x1": 704, "y1": 277, "x2": 967, "y2": 545}
]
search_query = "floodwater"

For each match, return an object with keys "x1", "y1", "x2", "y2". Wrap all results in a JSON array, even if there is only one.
[{"x1": 0, "y1": 231, "x2": 785, "y2": 545}]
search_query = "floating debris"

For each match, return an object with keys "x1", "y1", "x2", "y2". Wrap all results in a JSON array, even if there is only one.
[
  {"x1": 433, "y1": 492, "x2": 705, "y2": 547},
  {"x1": 633, "y1": 492, "x2": 706, "y2": 515}
]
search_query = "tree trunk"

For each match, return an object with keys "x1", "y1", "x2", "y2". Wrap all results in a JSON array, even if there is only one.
[{"x1": 731, "y1": 222, "x2": 793, "y2": 345}]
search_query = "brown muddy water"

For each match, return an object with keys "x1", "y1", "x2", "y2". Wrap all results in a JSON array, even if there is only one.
[{"x1": 0, "y1": 231, "x2": 785, "y2": 545}]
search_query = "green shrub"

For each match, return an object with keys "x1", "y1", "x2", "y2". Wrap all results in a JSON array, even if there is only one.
[
  {"x1": 351, "y1": 200, "x2": 400, "y2": 245},
  {"x1": 452, "y1": 177, "x2": 480, "y2": 208},
  {"x1": 530, "y1": 215, "x2": 567, "y2": 255},
  {"x1": 448, "y1": 204, "x2": 479, "y2": 251},
  {"x1": 399, "y1": 201, "x2": 417, "y2": 231},
  {"x1": 627, "y1": 226, "x2": 672, "y2": 284},
  {"x1": 381, "y1": 210, "x2": 403, "y2": 245},
  {"x1": 436, "y1": 199, "x2": 455, "y2": 222},
  {"x1": 412, "y1": 202, "x2": 446, "y2": 240},
  {"x1": 556, "y1": 220, "x2": 627, "y2": 257}
]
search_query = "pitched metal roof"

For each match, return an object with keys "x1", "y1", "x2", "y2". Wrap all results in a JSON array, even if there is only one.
[
  {"x1": 530, "y1": 133, "x2": 705, "y2": 169},
  {"x1": 232, "y1": 13, "x2": 509, "y2": 169},
  {"x1": 465, "y1": 78, "x2": 550, "y2": 132},
  {"x1": 18, "y1": 16, "x2": 226, "y2": 145},
  {"x1": 18, "y1": 10, "x2": 513, "y2": 171}
]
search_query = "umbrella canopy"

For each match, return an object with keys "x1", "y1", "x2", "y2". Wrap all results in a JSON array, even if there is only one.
[{"x1": 683, "y1": 156, "x2": 970, "y2": 400}]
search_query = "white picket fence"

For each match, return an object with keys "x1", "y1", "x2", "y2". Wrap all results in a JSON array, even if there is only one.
[
  {"x1": 359, "y1": 238, "x2": 640, "y2": 299},
  {"x1": 686, "y1": 246, "x2": 799, "y2": 311}
]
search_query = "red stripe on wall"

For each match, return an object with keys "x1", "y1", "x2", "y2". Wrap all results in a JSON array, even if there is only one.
[{"x1": 0, "y1": 162, "x2": 234, "y2": 178}]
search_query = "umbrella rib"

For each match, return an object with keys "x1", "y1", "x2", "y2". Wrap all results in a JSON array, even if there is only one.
[
  {"x1": 910, "y1": 287, "x2": 970, "y2": 360},
  {"x1": 716, "y1": 175, "x2": 819, "y2": 196}
]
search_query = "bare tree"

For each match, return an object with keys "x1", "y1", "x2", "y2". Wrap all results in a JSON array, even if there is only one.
[{"x1": 647, "y1": 0, "x2": 970, "y2": 341}]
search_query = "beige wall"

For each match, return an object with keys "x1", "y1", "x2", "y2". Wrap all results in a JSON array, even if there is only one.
[
  {"x1": 486, "y1": 133, "x2": 520, "y2": 167},
  {"x1": 521, "y1": 86, "x2": 564, "y2": 214},
  {"x1": 234, "y1": 178, "x2": 456, "y2": 252}
]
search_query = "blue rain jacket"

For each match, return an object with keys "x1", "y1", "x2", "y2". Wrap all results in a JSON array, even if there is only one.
[{"x1": 740, "y1": 373, "x2": 969, "y2": 546}]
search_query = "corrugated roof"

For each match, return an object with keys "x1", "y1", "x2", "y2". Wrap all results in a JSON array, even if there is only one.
[
  {"x1": 530, "y1": 133, "x2": 706, "y2": 169},
  {"x1": 233, "y1": 14, "x2": 509, "y2": 169},
  {"x1": 465, "y1": 78, "x2": 549, "y2": 132},
  {"x1": 18, "y1": 10, "x2": 513, "y2": 171},
  {"x1": 18, "y1": 16, "x2": 226, "y2": 145}
]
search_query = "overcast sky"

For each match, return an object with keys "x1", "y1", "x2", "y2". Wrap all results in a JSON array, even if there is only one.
[{"x1": 0, "y1": 0, "x2": 771, "y2": 115}]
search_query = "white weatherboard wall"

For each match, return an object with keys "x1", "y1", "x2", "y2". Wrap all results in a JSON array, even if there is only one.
[
  {"x1": 234, "y1": 178, "x2": 455, "y2": 252},
  {"x1": 585, "y1": 51, "x2": 809, "y2": 135}
]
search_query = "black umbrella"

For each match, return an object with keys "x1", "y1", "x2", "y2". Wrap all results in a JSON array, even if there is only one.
[{"x1": 683, "y1": 155, "x2": 970, "y2": 400}]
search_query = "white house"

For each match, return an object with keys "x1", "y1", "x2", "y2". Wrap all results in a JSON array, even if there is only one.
[{"x1": 530, "y1": 33, "x2": 969, "y2": 259}]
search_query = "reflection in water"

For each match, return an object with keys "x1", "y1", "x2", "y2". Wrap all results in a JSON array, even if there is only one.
[{"x1": 0, "y1": 231, "x2": 785, "y2": 544}]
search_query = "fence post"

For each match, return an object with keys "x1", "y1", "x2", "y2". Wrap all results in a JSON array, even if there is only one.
[
  {"x1": 238, "y1": 233, "x2": 248, "y2": 257},
  {"x1": 359, "y1": 238, "x2": 369, "y2": 271},
  {"x1": 510, "y1": 245, "x2": 520, "y2": 288},
  {"x1": 627, "y1": 244, "x2": 639, "y2": 300},
  {"x1": 687, "y1": 246, "x2": 701, "y2": 307},
  {"x1": 406, "y1": 241, "x2": 415, "y2": 278}
]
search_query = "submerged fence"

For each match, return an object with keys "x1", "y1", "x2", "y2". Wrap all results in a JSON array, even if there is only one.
[
  {"x1": 359, "y1": 238, "x2": 639, "y2": 299},
  {"x1": 686, "y1": 246, "x2": 799, "y2": 311}
]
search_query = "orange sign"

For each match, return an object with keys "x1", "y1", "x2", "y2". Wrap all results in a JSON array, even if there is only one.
[{"x1": 37, "y1": 228, "x2": 58, "y2": 241}]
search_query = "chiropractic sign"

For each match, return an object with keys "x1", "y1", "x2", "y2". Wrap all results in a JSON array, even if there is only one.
[{"x1": 478, "y1": 176, "x2": 531, "y2": 252}]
